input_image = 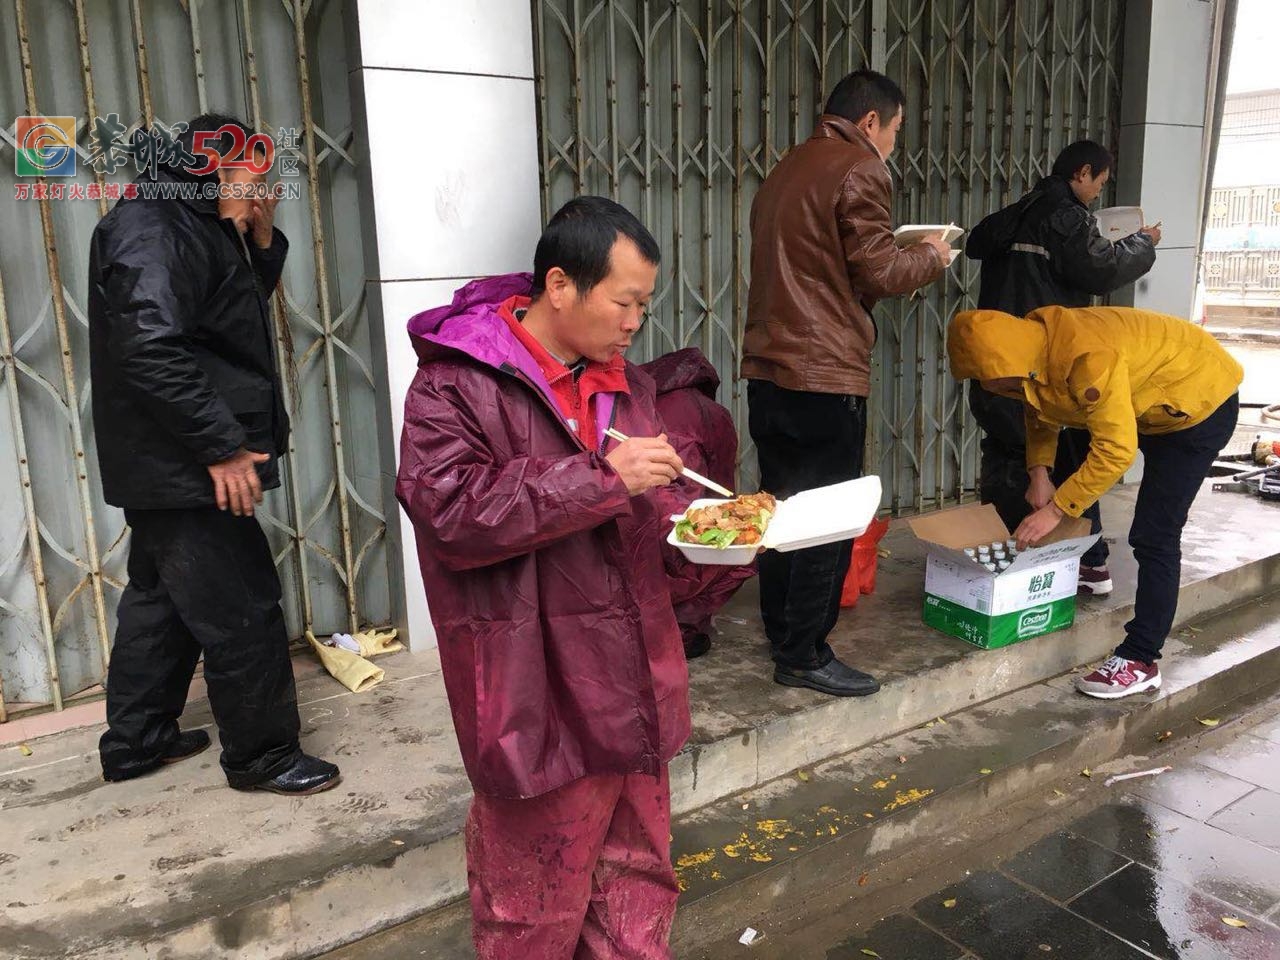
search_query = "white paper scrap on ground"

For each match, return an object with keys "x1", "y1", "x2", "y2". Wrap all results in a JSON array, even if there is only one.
[
  {"x1": 1104, "y1": 765, "x2": 1172, "y2": 787},
  {"x1": 739, "y1": 927, "x2": 761, "y2": 946}
]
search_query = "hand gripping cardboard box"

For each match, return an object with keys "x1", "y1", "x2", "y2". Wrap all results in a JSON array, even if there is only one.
[{"x1": 907, "y1": 504, "x2": 1100, "y2": 649}]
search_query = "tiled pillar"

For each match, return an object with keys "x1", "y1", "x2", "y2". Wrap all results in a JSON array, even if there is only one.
[
  {"x1": 346, "y1": 1, "x2": 543, "y2": 647},
  {"x1": 1117, "y1": 0, "x2": 1217, "y2": 317}
]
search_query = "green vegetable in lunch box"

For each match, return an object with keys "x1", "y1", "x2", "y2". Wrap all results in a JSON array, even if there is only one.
[{"x1": 673, "y1": 520, "x2": 745, "y2": 549}]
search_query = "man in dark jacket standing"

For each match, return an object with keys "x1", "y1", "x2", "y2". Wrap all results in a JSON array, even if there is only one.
[
  {"x1": 965, "y1": 140, "x2": 1159, "y2": 596},
  {"x1": 397, "y1": 198, "x2": 691, "y2": 958},
  {"x1": 89, "y1": 114, "x2": 339, "y2": 795},
  {"x1": 741, "y1": 70, "x2": 948, "y2": 697}
]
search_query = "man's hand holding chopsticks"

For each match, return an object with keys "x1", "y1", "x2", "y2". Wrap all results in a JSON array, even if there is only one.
[{"x1": 606, "y1": 433, "x2": 684, "y2": 495}]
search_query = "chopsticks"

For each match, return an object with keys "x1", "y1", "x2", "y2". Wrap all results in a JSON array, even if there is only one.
[{"x1": 603, "y1": 427, "x2": 735, "y2": 498}]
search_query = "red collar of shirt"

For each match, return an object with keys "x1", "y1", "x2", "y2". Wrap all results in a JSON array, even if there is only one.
[{"x1": 498, "y1": 295, "x2": 629, "y2": 445}]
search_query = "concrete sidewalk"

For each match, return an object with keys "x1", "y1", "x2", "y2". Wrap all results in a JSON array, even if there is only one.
[{"x1": 5, "y1": 481, "x2": 1280, "y2": 959}]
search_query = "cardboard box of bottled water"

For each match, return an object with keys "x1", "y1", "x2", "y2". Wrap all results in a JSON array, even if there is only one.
[{"x1": 907, "y1": 504, "x2": 1100, "y2": 650}]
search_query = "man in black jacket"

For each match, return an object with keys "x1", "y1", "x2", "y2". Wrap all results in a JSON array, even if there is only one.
[
  {"x1": 964, "y1": 140, "x2": 1159, "y2": 596},
  {"x1": 89, "y1": 114, "x2": 339, "y2": 795}
]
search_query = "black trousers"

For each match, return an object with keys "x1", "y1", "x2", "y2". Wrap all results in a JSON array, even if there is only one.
[
  {"x1": 1116, "y1": 394, "x2": 1239, "y2": 663},
  {"x1": 748, "y1": 380, "x2": 866, "y2": 670},
  {"x1": 99, "y1": 508, "x2": 302, "y2": 786},
  {"x1": 971, "y1": 385, "x2": 1109, "y2": 567}
]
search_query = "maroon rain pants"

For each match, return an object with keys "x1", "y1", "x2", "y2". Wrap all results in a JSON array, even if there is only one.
[{"x1": 466, "y1": 765, "x2": 679, "y2": 959}]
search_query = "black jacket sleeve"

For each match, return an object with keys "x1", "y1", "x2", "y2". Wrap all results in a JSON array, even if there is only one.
[
  {"x1": 249, "y1": 227, "x2": 289, "y2": 292},
  {"x1": 1048, "y1": 206, "x2": 1156, "y2": 296},
  {"x1": 100, "y1": 208, "x2": 247, "y2": 464}
]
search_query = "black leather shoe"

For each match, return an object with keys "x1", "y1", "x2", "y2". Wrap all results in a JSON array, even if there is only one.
[
  {"x1": 237, "y1": 754, "x2": 341, "y2": 796},
  {"x1": 682, "y1": 632, "x2": 712, "y2": 660},
  {"x1": 102, "y1": 728, "x2": 212, "y2": 782},
  {"x1": 774, "y1": 657, "x2": 881, "y2": 697},
  {"x1": 161, "y1": 729, "x2": 211, "y2": 765}
]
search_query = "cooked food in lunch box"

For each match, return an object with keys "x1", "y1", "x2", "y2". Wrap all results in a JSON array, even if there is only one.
[{"x1": 674, "y1": 493, "x2": 777, "y2": 548}]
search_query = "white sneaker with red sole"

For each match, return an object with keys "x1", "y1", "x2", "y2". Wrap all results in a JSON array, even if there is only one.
[
  {"x1": 1075, "y1": 655, "x2": 1161, "y2": 699},
  {"x1": 1077, "y1": 565, "x2": 1113, "y2": 596}
]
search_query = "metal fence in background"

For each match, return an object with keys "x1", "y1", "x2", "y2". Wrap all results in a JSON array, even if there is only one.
[
  {"x1": 532, "y1": 0, "x2": 1124, "y2": 510},
  {"x1": 1204, "y1": 184, "x2": 1280, "y2": 299},
  {"x1": 0, "y1": 0, "x2": 392, "y2": 721}
]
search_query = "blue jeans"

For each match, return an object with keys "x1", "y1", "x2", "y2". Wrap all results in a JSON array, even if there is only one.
[{"x1": 1116, "y1": 394, "x2": 1239, "y2": 663}]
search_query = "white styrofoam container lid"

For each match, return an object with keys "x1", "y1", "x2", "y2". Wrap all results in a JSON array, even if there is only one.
[{"x1": 667, "y1": 476, "x2": 883, "y2": 566}]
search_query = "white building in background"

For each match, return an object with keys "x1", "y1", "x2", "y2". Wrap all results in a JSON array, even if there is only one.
[{"x1": 1204, "y1": 88, "x2": 1280, "y2": 315}]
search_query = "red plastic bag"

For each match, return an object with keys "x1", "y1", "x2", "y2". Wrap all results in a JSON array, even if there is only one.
[{"x1": 840, "y1": 517, "x2": 890, "y2": 608}]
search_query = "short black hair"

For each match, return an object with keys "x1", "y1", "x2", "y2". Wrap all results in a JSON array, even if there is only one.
[
  {"x1": 1052, "y1": 140, "x2": 1114, "y2": 180},
  {"x1": 530, "y1": 196, "x2": 661, "y2": 298},
  {"x1": 176, "y1": 112, "x2": 259, "y2": 163},
  {"x1": 823, "y1": 70, "x2": 906, "y2": 125}
]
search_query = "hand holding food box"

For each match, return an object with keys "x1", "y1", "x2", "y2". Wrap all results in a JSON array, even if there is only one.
[{"x1": 668, "y1": 476, "x2": 882, "y2": 566}]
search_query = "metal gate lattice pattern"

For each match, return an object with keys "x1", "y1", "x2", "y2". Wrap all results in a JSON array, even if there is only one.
[
  {"x1": 533, "y1": 0, "x2": 1123, "y2": 511},
  {"x1": 0, "y1": 0, "x2": 392, "y2": 720}
]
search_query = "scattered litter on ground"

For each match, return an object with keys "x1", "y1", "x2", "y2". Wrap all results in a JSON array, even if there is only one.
[
  {"x1": 1221, "y1": 916, "x2": 1249, "y2": 929},
  {"x1": 1156, "y1": 730, "x2": 1174, "y2": 742},
  {"x1": 796, "y1": 770, "x2": 811, "y2": 782},
  {"x1": 857, "y1": 872, "x2": 870, "y2": 886},
  {"x1": 979, "y1": 768, "x2": 993, "y2": 775},
  {"x1": 739, "y1": 927, "x2": 762, "y2": 945},
  {"x1": 897, "y1": 755, "x2": 907, "y2": 764},
  {"x1": 1104, "y1": 765, "x2": 1172, "y2": 787},
  {"x1": 860, "y1": 949, "x2": 881, "y2": 958},
  {"x1": 391, "y1": 839, "x2": 404, "y2": 846},
  {"x1": 864, "y1": 812, "x2": 875, "y2": 819},
  {"x1": 943, "y1": 898, "x2": 957, "y2": 908},
  {"x1": 872, "y1": 779, "x2": 890, "y2": 790},
  {"x1": 883, "y1": 788, "x2": 934, "y2": 812},
  {"x1": 1081, "y1": 768, "x2": 1093, "y2": 778},
  {"x1": 1197, "y1": 717, "x2": 1221, "y2": 727},
  {"x1": 18, "y1": 744, "x2": 32, "y2": 756}
]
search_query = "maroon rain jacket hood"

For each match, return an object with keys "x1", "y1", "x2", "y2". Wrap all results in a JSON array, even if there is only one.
[{"x1": 396, "y1": 273, "x2": 692, "y2": 799}]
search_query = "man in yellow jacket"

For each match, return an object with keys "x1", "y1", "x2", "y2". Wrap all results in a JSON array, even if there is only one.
[{"x1": 947, "y1": 305, "x2": 1242, "y2": 698}]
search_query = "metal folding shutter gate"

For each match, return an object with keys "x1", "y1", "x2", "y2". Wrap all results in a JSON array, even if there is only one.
[
  {"x1": 533, "y1": 0, "x2": 1124, "y2": 507},
  {"x1": 0, "y1": 0, "x2": 392, "y2": 721}
]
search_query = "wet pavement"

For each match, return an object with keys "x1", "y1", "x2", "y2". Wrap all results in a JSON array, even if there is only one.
[{"x1": 795, "y1": 707, "x2": 1280, "y2": 960}]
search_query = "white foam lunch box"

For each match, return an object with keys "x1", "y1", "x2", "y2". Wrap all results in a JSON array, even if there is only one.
[{"x1": 666, "y1": 475, "x2": 883, "y2": 566}]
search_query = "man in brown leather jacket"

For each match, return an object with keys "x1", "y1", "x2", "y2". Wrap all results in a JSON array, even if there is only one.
[{"x1": 741, "y1": 70, "x2": 948, "y2": 697}]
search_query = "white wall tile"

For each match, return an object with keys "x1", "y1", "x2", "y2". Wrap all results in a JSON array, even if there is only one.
[
  {"x1": 1132, "y1": 245, "x2": 1197, "y2": 319},
  {"x1": 1136, "y1": 123, "x2": 1208, "y2": 251},
  {"x1": 360, "y1": 68, "x2": 542, "y2": 282},
  {"x1": 353, "y1": 0, "x2": 534, "y2": 78},
  {"x1": 1144, "y1": 0, "x2": 1213, "y2": 127}
]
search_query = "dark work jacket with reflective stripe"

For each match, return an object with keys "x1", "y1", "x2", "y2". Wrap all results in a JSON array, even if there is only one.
[{"x1": 963, "y1": 175, "x2": 1156, "y2": 450}]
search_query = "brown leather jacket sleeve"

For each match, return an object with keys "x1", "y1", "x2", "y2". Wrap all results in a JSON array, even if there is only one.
[{"x1": 838, "y1": 158, "x2": 945, "y2": 301}]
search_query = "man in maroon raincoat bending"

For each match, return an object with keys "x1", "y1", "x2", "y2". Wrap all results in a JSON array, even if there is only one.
[{"x1": 397, "y1": 197, "x2": 692, "y2": 958}]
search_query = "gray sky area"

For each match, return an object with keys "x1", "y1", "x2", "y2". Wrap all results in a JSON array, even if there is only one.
[{"x1": 1227, "y1": 0, "x2": 1279, "y2": 93}]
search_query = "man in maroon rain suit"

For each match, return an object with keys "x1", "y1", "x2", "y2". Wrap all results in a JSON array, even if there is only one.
[
  {"x1": 397, "y1": 197, "x2": 692, "y2": 958},
  {"x1": 641, "y1": 348, "x2": 754, "y2": 659}
]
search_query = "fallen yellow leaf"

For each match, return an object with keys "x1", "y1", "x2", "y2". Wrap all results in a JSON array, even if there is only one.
[
  {"x1": 861, "y1": 951, "x2": 881, "y2": 958},
  {"x1": 1081, "y1": 768, "x2": 1093, "y2": 778},
  {"x1": 980, "y1": 768, "x2": 993, "y2": 775},
  {"x1": 1197, "y1": 717, "x2": 1220, "y2": 727},
  {"x1": 864, "y1": 812, "x2": 875, "y2": 819},
  {"x1": 1053, "y1": 789, "x2": 1067, "y2": 798},
  {"x1": 936, "y1": 717, "x2": 948, "y2": 725},
  {"x1": 943, "y1": 898, "x2": 957, "y2": 908},
  {"x1": 18, "y1": 744, "x2": 32, "y2": 757},
  {"x1": 797, "y1": 769, "x2": 811, "y2": 782},
  {"x1": 872, "y1": 779, "x2": 890, "y2": 789},
  {"x1": 1221, "y1": 916, "x2": 1248, "y2": 929}
]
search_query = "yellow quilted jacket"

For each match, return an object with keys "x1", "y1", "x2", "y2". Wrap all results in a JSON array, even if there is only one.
[{"x1": 948, "y1": 305, "x2": 1242, "y2": 517}]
